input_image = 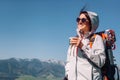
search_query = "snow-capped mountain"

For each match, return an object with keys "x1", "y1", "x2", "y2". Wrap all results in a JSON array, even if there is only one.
[
  {"x1": 0, "y1": 58, "x2": 65, "y2": 79},
  {"x1": 41, "y1": 59, "x2": 65, "y2": 66}
]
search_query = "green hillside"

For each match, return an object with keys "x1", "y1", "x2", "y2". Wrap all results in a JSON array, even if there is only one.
[{"x1": 0, "y1": 58, "x2": 65, "y2": 80}]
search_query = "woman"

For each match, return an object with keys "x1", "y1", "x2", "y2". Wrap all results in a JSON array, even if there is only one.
[{"x1": 65, "y1": 11, "x2": 106, "y2": 80}]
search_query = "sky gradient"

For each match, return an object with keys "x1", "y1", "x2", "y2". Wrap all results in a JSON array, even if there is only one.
[{"x1": 0, "y1": 0, "x2": 120, "y2": 65}]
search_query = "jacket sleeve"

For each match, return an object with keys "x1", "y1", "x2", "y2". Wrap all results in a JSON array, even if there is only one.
[
  {"x1": 81, "y1": 35, "x2": 106, "y2": 68},
  {"x1": 65, "y1": 46, "x2": 71, "y2": 75},
  {"x1": 65, "y1": 45, "x2": 73, "y2": 75},
  {"x1": 65, "y1": 45, "x2": 77, "y2": 76}
]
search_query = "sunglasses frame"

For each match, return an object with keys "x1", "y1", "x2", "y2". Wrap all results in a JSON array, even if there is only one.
[{"x1": 76, "y1": 17, "x2": 88, "y2": 23}]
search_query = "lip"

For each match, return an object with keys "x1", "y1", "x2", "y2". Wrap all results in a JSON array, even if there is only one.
[{"x1": 78, "y1": 24, "x2": 83, "y2": 27}]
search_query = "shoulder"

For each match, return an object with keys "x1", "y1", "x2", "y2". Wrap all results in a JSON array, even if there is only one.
[
  {"x1": 90, "y1": 34, "x2": 102, "y2": 41},
  {"x1": 94, "y1": 34, "x2": 104, "y2": 43},
  {"x1": 95, "y1": 34, "x2": 102, "y2": 39}
]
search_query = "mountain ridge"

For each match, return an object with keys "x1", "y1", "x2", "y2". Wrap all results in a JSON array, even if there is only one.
[{"x1": 0, "y1": 58, "x2": 65, "y2": 80}]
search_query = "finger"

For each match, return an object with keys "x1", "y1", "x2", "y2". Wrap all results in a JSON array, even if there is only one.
[
  {"x1": 70, "y1": 39, "x2": 78, "y2": 42},
  {"x1": 71, "y1": 37, "x2": 79, "y2": 40},
  {"x1": 70, "y1": 41, "x2": 77, "y2": 44},
  {"x1": 70, "y1": 40, "x2": 77, "y2": 44}
]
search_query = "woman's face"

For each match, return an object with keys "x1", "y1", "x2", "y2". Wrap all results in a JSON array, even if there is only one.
[{"x1": 77, "y1": 13, "x2": 90, "y2": 34}]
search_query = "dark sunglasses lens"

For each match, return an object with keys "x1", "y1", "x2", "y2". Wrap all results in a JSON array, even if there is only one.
[
  {"x1": 81, "y1": 18, "x2": 86, "y2": 23},
  {"x1": 76, "y1": 18, "x2": 80, "y2": 22}
]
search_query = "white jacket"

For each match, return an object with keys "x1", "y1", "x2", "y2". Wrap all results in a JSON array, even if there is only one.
[{"x1": 65, "y1": 35, "x2": 106, "y2": 80}]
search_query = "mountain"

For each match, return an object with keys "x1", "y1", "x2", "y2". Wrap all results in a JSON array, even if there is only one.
[
  {"x1": 41, "y1": 59, "x2": 65, "y2": 66},
  {"x1": 1, "y1": 58, "x2": 119, "y2": 80},
  {"x1": 0, "y1": 58, "x2": 65, "y2": 80}
]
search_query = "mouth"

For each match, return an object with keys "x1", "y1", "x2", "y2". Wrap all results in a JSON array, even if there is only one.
[{"x1": 78, "y1": 24, "x2": 84, "y2": 29}]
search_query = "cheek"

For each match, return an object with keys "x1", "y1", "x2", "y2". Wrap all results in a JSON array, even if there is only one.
[
  {"x1": 86, "y1": 25, "x2": 90, "y2": 31},
  {"x1": 84, "y1": 27, "x2": 89, "y2": 31}
]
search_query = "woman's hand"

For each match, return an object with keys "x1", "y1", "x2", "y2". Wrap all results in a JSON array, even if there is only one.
[{"x1": 69, "y1": 37, "x2": 83, "y2": 48}]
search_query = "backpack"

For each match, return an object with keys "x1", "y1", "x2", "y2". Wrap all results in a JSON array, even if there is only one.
[{"x1": 90, "y1": 29, "x2": 119, "y2": 80}]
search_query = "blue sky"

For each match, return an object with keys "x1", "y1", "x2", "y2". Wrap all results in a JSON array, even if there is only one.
[{"x1": 0, "y1": 0, "x2": 120, "y2": 65}]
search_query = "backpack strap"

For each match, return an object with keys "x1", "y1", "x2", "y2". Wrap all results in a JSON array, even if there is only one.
[
  {"x1": 89, "y1": 34, "x2": 96, "y2": 48},
  {"x1": 89, "y1": 33, "x2": 107, "y2": 48}
]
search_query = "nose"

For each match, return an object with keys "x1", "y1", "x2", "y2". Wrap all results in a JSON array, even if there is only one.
[{"x1": 78, "y1": 20, "x2": 82, "y2": 25}]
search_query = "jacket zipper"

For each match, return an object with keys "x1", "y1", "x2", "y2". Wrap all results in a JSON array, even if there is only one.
[{"x1": 76, "y1": 47, "x2": 78, "y2": 80}]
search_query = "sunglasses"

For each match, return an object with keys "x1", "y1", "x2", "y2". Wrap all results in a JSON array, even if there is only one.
[{"x1": 76, "y1": 17, "x2": 88, "y2": 23}]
